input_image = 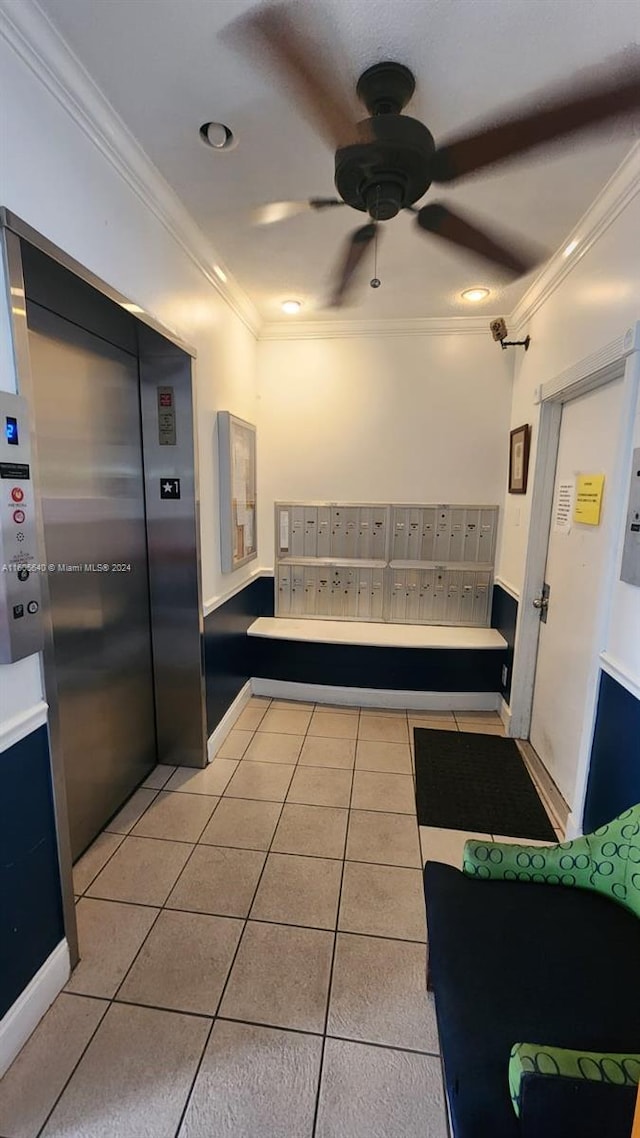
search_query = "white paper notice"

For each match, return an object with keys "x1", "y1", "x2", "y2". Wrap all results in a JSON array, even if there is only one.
[
  {"x1": 279, "y1": 510, "x2": 289, "y2": 551},
  {"x1": 554, "y1": 481, "x2": 574, "y2": 533},
  {"x1": 245, "y1": 506, "x2": 254, "y2": 552}
]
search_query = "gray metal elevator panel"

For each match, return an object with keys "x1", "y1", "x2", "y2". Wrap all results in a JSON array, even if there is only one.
[
  {"x1": 274, "y1": 501, "x2": 498, "y2": 626},
  {"x1": 27, "y1": 303, "x2": 157, "y2": 858},
  {"x1": 0, "y1": 391, "x2": 44, "y2": 661}
]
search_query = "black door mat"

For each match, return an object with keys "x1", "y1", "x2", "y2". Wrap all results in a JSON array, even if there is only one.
[{"x1": 414, "y1": 728, "x2": 557, "y2": 841}]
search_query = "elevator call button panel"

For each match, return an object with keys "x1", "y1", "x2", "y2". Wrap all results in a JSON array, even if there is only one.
[{"x1": 0, "y1": 391, "x2": 44, "y2": 663}]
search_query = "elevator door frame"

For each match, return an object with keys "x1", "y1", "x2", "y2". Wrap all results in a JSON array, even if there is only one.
[{"x1": 1, "y1": 210, "x2": 207, "y2": 966}]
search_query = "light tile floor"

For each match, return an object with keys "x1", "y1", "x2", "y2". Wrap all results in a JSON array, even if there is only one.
[{"x1": 0, "y1": 699, "x2": 558, "y2": 1138}]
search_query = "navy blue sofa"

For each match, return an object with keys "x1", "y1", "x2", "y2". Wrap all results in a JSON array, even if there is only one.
[{"x1": 424, "y1": 862, "x2": 640, "y2": 1137}]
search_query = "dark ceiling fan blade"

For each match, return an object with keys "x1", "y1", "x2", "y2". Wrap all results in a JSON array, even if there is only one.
[
  {"x1": 252, "y1": 198, "x2": 346, "y2": 226},
  {"x1": 415, "y1": 203, "x2": 541, "y2": 276},
  {"x1": 431, "y1": 55, "x2": 640, "y2": 184},
  {"x1": 329, "y1": 223, "x2": 377, "y2": 306},
  {"x1": 226, "y1": 3, "x2": 363, "y2": 149}
]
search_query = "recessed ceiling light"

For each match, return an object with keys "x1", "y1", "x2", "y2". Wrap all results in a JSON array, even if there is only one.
[
  {"x1": 461, "y1": 287, "x2": 490, "y2": 303},
  {"x1": 213, "y1": 264, "x2": 227, "y2": 283},
  {"x1": 199, "y1": 121, "x2": 236, "y2": 150},
  {"x1": 563, "y1": 239, "x2": 579, "y2": 258},
  {"x1": 281, "y1": 300, "x2": 302, "y2": 315}
]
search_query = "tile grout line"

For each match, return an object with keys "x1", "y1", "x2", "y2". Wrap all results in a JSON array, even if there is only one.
[
  {"x1": 310, "y1": 707, "x2": 360, "y2": 1138},
  {"x1": 171, "y1": 700, "x2": 321, "y2": 1138}
]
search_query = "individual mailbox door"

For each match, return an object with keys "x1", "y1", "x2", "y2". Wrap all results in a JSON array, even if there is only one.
[
  {"x1": 357, "y1": 508, "x2": 372, "y2": 559},
  {"x1": 317, "y1": 572, "x2": 331, "y2": 616},
  {"x1": 342, "y1": 508, "x2": 359, "y2": 559},
  {"x1": 406, "y1": 509, "x2": 422, "y2": 561},
  {"x1": 433, "y1": 508, "x2": 450, "y2": 562},
  {"x1": 277, "y1": 567, "x2": 291, "y2": 615},
  {"x1": 371, "y1": 568, "x2": 385, "y2": 620},
  {"x1": 303, "y1": 507, "x2": 318, "y2": 557},
  {"x1": 392, "y1": 508, "x2": 408, "y2": 560},
  {"x1": 344, "y1": 567, "x2": 358, "y2": 618},
  {"x1": 390, "y1": 570, "x2": 407, "y2": 621},
  {"x1": 448, "y1": 509, "x2": 466, "y2": 562},
  {"x1": 432, "y1": 568, "x2": 447, "y2": 622},
  {"x1": 445, "y1": 570, "x2": 462, "y2": 623},
  {"x1": 331, "y1": 507, "x2": 345, "y2": 558},
  {"x1": 459, "y1": 571, "x2": 476, "y2": 624},
  {"x1": 317, "y1": 506, "x2": 331, "y2": 557},
  {"x1": 356, "y1": 568, "x2": 372, "y2": 619},
  {"x1": 473, "y1": 571, "x2": 491, "y2": 625},
  {"x1": 290, "y1": 566, "x2": 305, "y2": 614},
  {"x1": 419, "y1": 569, "x2": 435, "y2": 622},
  {"x1": 463, "y1": 509, "x2": 480, "y2": 562},
  {"x1": 406, "y1": 569, "x2": 421, "y2": 621},
  {"x1": 290, "y1": 507, "x2": 305, "y2": 557},
  {"x1": 303, "y1": 567, "x2": 318, "y2": 615},
  {"x1": 277, "y1": 506, "x2": 291, "y2": 556},
  {"x1": 330, "y1": 568, "x2": 343, "y2": 617},
  {"x1": 370, "y1": 508, "x2": 388, "y2": 560},
  {"x1": 420, "y1": 509, "x2": 436, "y2": 561},
  {"x1": 478, "y1": 509, "x2": 497, "y2": 563}
]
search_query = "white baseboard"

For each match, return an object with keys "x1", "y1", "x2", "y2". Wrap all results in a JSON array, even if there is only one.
[
  {"x1": 250, "y1": 678, "x2": 500, "y2": 712},
  {"x1": 0, "y1": 939, "x2": 70, "y2": 1077},
  {"x1": 499, "y1": 696, "x2": 513, "y2": 736},
  {"x1": 206, "y1": 681, "x2": 252, "y2": 761}
]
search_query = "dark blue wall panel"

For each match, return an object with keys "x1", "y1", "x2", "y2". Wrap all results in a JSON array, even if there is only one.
[
  {"x1": 0, "y1": 725, "x2": 64, "y2": 1018},
  {"x1": 204, "y1": 574, "x2": 273, "y2": 734},
  {"x1": 583, "y1": 670, "x2": 640, "y2": 832},
  {"x1": 251, "y1": 637, "x2": 504, "y2": 692},
  {"x1": 204, "y1": 572, "x2": 506, "y2": 732},
  {"x1": 491, "y1": 585, "x2": 518, "y2": 703}
]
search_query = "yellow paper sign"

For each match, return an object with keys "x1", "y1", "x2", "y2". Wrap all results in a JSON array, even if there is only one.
[{"x1": 574, "y1": 474, "x2": 605, "y2": 526}]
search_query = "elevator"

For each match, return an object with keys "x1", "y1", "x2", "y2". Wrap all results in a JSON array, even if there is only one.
[{"x1": 2, "y1": 213, "x2": 207, "y2": 952}]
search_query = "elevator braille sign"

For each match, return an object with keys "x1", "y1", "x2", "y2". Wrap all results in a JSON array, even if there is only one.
[{"x1": 160, "y1": 478, "x2": 180, "y2": 499}]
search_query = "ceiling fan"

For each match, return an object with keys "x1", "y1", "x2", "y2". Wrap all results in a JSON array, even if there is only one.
[{"x1": 230, "y1": 4, "x2": 640, "y2": 306}]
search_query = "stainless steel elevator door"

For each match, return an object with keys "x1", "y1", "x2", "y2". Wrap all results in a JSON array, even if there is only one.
[{"x1": 27, "y1": 301, "x2": 157, "y2": 859}]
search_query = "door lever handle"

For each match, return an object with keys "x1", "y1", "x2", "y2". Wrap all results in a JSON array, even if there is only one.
[
  {"x1": 532, "y1": 581, "x2": 551, "y2": 622},
  {"x1": 532, "y1": 596, "x2": 548, "y2": 609}
]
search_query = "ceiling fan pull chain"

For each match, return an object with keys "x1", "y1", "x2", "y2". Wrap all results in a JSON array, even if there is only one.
[{"x1": 371, "y1": 188, "x2": 382, "y2": 289}]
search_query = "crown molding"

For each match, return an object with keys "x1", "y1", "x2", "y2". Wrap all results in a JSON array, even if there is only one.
[
  {"x1": 510, "y1": 141, "x2": 640, "y2": 333},
  {"x1": 0, "y1": 0, "x2": 261, "y2": 337},
  {"x1": 259, "y1": 314, "x2": 496, "y2": 340}
]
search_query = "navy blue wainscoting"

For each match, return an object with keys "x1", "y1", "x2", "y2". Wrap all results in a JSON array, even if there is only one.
[
  {"x1": 491, "y1": 585, "x2": 518, "y2": 704},
  {"x1": 204, "y1": 575, "x2": 274, "y2": 735},
  {"x1": 0, "y1": 725, "x2": 64, "y2": 1018},
  {"x1": 250, "y1": 638, "x2": 504, "y2": 692},
  {"x1": 583, "y1": 670, "x2": 640, "y2": 832}
]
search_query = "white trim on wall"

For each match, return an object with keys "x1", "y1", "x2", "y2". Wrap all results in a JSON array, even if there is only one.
[
  {"x1": 251, "y1": 678, "x2": 501, "y2": 711},
  {"x1": 493, "y1": 576, "x2": 520, "y2": 602},
  {"x1": 203, "y1": 567, "x2": 272, "y2": 618},
  {"x1": 599, "y1": 651, "x2": 640, "y2": 702},
  {"x1": 206, "y1": 681, "x2": 252, "y2": 760},
  {"x1": 0, "y1": 700, "x2": 48, "y2": 754},
  {"x1": 259, "y1": 315, "x2": 492, "y2": 341},
  {"x1": 0, "y1": 939, "x2": 69, "y2": 1077},
  {"x1": 0, "y1": 0, "x2": 260, "y2": 337}
]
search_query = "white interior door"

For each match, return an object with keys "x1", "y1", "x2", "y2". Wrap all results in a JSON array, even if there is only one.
[{"x1": 529, "y1": 376, "x2": 625, "y2": 811}]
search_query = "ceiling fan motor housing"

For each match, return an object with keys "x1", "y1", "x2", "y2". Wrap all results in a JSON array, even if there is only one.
[{"x1": 335, "y1": 114, "x2": 436, "y2": 220}]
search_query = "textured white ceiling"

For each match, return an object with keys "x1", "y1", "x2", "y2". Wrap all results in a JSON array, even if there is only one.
[{"x1": 40, "y1": 0, "x2": 639, "y2": 322}]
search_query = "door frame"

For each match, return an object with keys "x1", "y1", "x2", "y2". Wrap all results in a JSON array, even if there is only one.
[{"x1": 510, "y1": 322, "x2": 640, "y2": 835}]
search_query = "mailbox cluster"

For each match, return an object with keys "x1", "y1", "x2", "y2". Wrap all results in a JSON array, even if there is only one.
[{"x1": 275, "y1": 502, "x2": 498, "y2": 627}]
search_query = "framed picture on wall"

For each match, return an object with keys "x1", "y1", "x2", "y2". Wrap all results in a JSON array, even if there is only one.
[
  {"x1": 218, "y1": 411, "x2": 257, "y2": 572},
  {"x1": 509, "y1": 423, "x2": 531, "y2": 494}
]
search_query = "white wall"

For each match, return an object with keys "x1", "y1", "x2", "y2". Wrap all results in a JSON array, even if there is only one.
[
  {"x1": 257, "y1": 333, "x2": 513, "y2": 566},
  {"x1": 498, "y1": 190, "x2": 640, "y2": 612},
  {"x1": 0, "y1": 26, "x2": 258, "y2": 726}
]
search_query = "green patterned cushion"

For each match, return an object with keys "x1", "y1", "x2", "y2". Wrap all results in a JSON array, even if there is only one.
[
  {"x1": 509, "y1": 1042, "x2": 640, "y2": 1117},
  {"x1": 462, "y1": 804, "x2": 640, "y2": 919}
]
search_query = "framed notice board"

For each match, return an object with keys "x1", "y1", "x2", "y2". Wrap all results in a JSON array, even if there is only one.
[{"x1": 218, "y1": 411, "x2": 257, "y2": 572}]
